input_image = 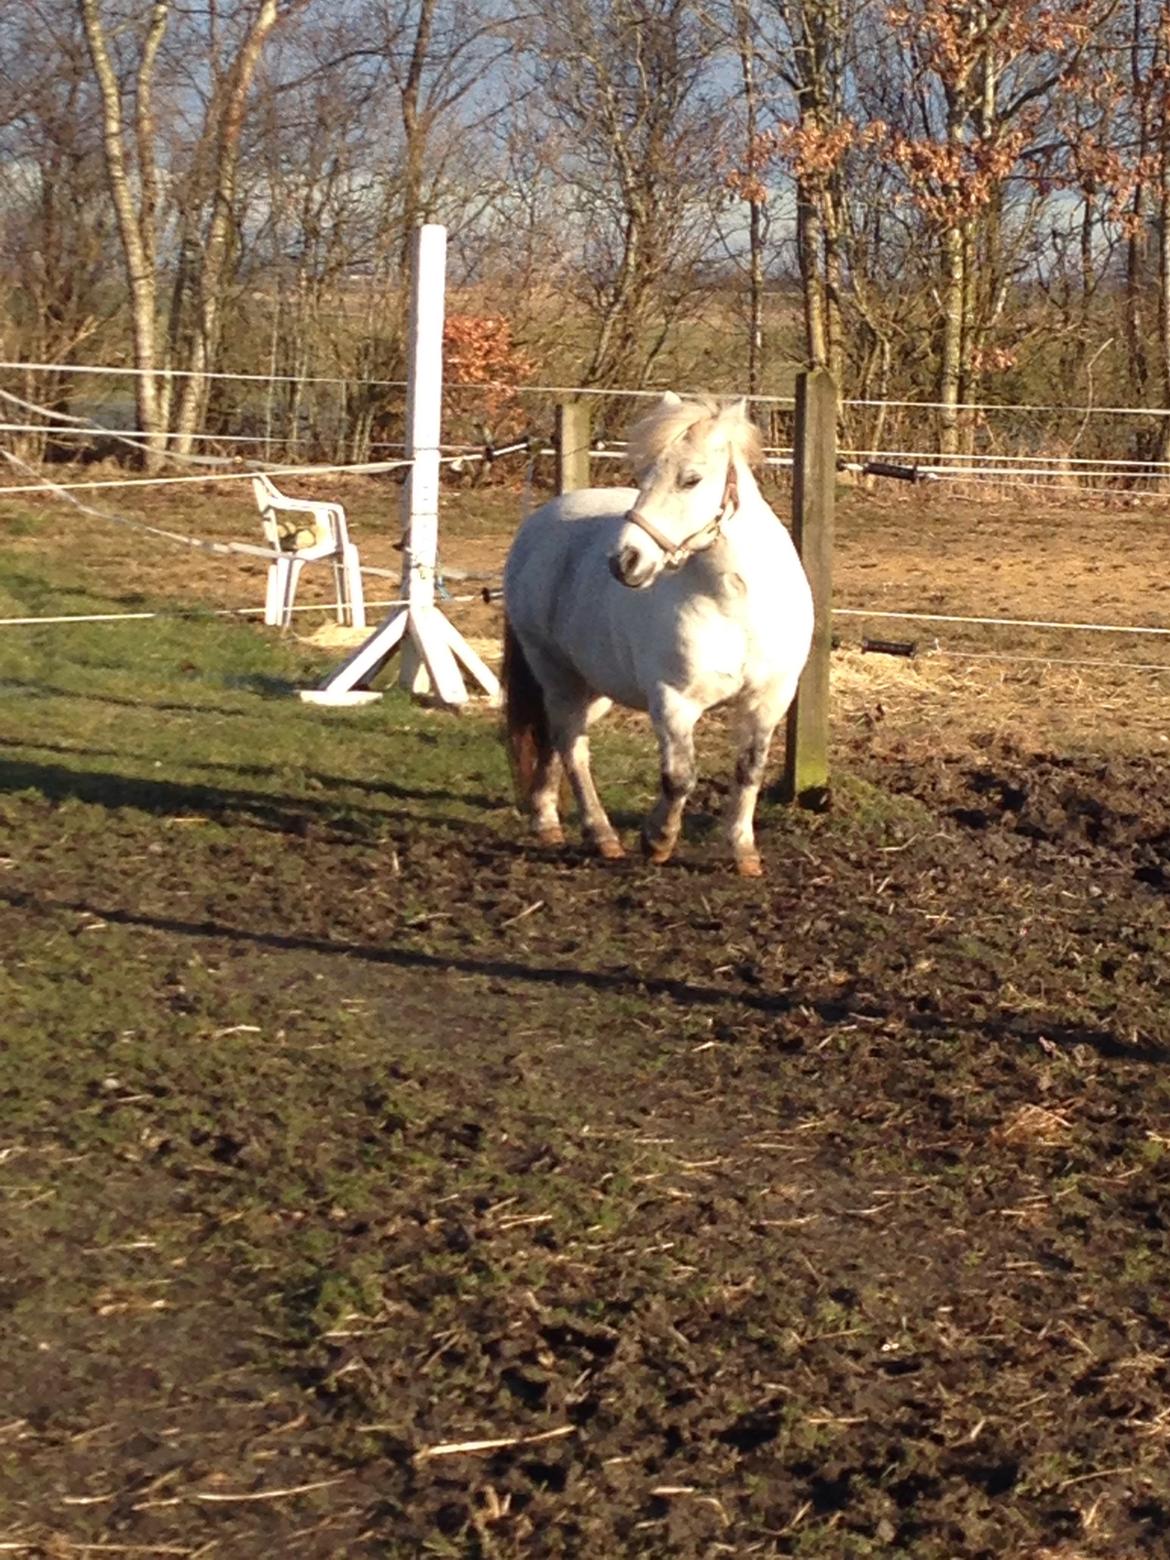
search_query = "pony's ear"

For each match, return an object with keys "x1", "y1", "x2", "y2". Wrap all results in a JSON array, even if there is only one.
[
  {"x1": 717, "y1": 396, "x2": 762, "y2": 466},
  {"x1": 660, "y1": 390, "x2": 683, "y2": 407}
]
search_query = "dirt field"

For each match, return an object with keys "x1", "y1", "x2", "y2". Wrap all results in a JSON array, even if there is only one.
[{"x1": 2, "y1": 468, "x2": 1170, "y2": 1558}]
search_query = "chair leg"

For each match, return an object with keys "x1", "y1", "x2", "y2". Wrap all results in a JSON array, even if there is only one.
[
  {"x1": 331, "y1": 555, "x2": 347, "y2": 625},
  {"x1": 343, "y1": 543, "x2": 366, "y2": 628},
  {"x1": 282, "y1": 557, "x2": 306, "y2": 627},
  {"x1": 265, "y1": 560, "x2": 285, "y2": 627}
]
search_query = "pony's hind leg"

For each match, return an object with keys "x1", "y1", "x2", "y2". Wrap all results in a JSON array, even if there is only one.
[
  {"x1": 723, "y1": 706, "x2": 777, "y2": 876},
  {"x1": 530, "y1": 748, "x2": 565, "y2": 846},
  {"x1": 554, "y1": 695, "x2": 624, "y2": 859},
  {"x1": 504, "y1": 621, "x2": 565, "y2": 846},
  {"x1": 643, "y1": 689, "x2": 700, "y2": 864}
]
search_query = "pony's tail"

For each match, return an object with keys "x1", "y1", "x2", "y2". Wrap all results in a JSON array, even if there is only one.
[{"x1": 502, "y1": 616, "x2": 551, "y2": 805}]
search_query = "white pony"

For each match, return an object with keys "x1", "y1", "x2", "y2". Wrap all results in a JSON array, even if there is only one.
[{"x1": 502, "y1": 392, "x2": 814, "y2": 876}]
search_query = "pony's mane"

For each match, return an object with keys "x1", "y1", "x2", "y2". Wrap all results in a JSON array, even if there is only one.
[{"x1": 625, "y1": 395, "x2": 763, "y2": 475}]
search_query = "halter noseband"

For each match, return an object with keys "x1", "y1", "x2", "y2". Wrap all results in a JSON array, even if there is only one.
[{"x1": 625, "y1": 459, "x2": 739, "y2": 570}]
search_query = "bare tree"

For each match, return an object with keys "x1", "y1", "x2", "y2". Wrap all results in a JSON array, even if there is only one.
[
  {"x1": 0, "y1": 1, "x2": 115, "y2": 450},
  {"x1": 875, "y1": 0, "x2": 1102, "y2": 453},
  {"x1": 0, "y1": 0, "x2": 1154, "y2": 461},
  {"x1": 755, "y1": 0, "x2": 851, "y2": 381},
  {"x1": 524, "y1": 0, "x2": 730, "y2": 394},
  {"x1": 730, "y1": 0, "x2": 768, "y2": 397},
  {"x1": 323, "y1": 1, "x2": 518, "y2": 276},
  {"x1": 77, "y1": 0, "x2": 304, "y2": 465}
]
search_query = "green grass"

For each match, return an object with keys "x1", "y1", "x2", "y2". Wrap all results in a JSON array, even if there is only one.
[
  {"x1": 0, "y1": 546, "x2": 684, "y2": 838},
  {"x1": 0, "y1": 545, "x2": 828, "y2": 859},
  {"x1": 0, "y1": 617, "x2": 469, "y2": 814}
]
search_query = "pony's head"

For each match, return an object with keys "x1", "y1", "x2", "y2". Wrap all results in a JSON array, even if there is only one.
[{"x1": 608, "y1": 392, "x2": 762, "y2": 590}]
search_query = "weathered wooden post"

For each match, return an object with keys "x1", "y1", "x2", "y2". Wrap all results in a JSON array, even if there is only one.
[
  {"x1": 782, "y1": 367, "x2": 836, "y2": 808},
  {"x1": 556, "y1": 400, "x2": 592, "y2": 494}
]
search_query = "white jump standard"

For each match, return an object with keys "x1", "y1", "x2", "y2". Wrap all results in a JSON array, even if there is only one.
[{"x1": 302, "y1": 224, "x2": 499, "y2": 708}]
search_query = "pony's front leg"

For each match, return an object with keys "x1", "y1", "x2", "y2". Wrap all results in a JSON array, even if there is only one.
[
  {"x1": 723, "y1": 710, "x2": 776, "y2": 877},
  {"x1": 643, "y1": 690, "x2": 700, "y2": 864}
]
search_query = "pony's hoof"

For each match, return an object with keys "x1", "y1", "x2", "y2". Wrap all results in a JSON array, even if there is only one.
[
  {"x1": 535, "y1": 825, "x2": 565, "y2": 847},
  {"x1": 735, "y1": 852, "x2": 764, "y2": 878},
  {"x1": 640, "y1": 831, "x2": 674, "y2": 865},
  {"x1": 596, "y1": 834, "x2": 626, "y2": 861}
]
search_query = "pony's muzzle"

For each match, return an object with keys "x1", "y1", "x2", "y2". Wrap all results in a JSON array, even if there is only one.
[{"x1": 609, "y1": 544, "x2": 656, "y2": 589}]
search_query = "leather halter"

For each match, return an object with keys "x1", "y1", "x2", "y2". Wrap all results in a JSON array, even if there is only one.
[{"x1": 625, "y1": 459, "x2": 739, "y2": 570}]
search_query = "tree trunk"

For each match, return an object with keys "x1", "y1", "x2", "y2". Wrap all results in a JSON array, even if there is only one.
[
  {"x1": 78, "y1": 0, "x2": 170, "y2": 469},
  {"x1": 798, "y1": 184, "x2": 830, "y2": 369},
  {"x1": 1126, "y1": 0, "x2": 1152, "y2": 409},
  {"x1": 172, "y1": 0, "x2": 281, "y2": 453},
  {"x1": 734, "y1": 0, "x2": 764, "y2": 397},
  {"x1": 959, "y1": 220, "x2": 978, "y2": 455},
  {"x1": 584, "y1": 205, "x2": 648, "y2": 387},
  {"x1": 747, "y1": 199, "x2": 764, "y2": 396},
  {"x1": 938, "y1": 219, "x2": 965, "y2": 457},
  {"x1": 1156, "y1": 118, "x2": 1170, "y2": 478},
  {"x1": 1080, "y1": 186, "x2": 1097, "y2": 359},
  {"x1": 400, "y1": 0, "x2": 439, "y2": 279},
  {"x1": 821, "y1": 175, "x2": 845, "y2": 387}
]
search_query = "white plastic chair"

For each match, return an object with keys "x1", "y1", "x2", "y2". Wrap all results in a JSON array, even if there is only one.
[{"x1": 252, "y1": 472, "x2": 367, "y2": 629}]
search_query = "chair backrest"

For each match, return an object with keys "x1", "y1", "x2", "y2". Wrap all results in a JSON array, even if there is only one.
[
  {"x1": 251, "y1": 475, "x2": 284, "y2": 550},
  {"x1": 251, "y1": 472, "x2": 336, "y2": 554}
]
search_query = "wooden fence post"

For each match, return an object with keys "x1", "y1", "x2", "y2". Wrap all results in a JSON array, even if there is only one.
[
  {"x1": 556, "y1": 400, "x2": 591, "y2": 494},
  {"x1": 782, "y1": 367, "x2": 836, "y2": 808}
]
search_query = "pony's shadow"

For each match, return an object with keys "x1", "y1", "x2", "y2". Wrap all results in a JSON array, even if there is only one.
[
  {"x1": 223, "y1": 674, "x2": 303, "y2": 699},
  {"x1": 601, "y1": 801, "x2": 724, "y2": 848},
  {"x1": 0, "y1": 755, "x2": 506, "y2": 837},
  {"x1": 0, "y1": 570, "x2": 146, "y2": 612},
  {"x1": 519, "y1": 841, "x2": 743, "y2": 878},
  {"x1": 0, "y1": 676, "x2": 264, "y2": 721},
  {"x1": 0, "y1": 737, "x2": 758, "y2": 871},
  {"x1": 6, "y1": 886, "x2": 1164, "y2": 1068}
]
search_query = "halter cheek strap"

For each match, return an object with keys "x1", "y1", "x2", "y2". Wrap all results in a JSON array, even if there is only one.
[{"x1": 626, "y1": 461, "x2": 739, "y2": 569}]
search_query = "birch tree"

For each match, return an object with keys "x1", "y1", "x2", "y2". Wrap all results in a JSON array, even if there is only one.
[{"x1": 77, "y1": 0, "x2": 303, "y2": 465}]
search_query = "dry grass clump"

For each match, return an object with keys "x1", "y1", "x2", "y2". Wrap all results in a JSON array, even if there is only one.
[
  {"x1": 991, "y1": 1102, "x2": 1076, "y2": 1149},
  {"x1": 830, "y1": 645, "x2": 1170, "y2": 761}
]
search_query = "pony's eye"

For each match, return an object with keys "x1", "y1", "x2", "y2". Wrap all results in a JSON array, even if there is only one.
[{"x1": 678, "y1": 471, "x2": 703, "y2": 489}]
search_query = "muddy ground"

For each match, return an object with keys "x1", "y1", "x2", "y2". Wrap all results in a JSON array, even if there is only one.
[{"x1": 1, "y1": 474, "x2": 1170, "y2": 1558}]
